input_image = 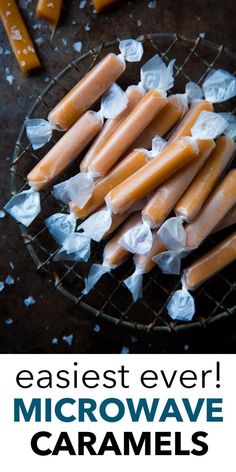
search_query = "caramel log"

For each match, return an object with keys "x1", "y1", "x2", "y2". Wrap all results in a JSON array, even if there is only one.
[
  {"x1": 93, "y1": 0, "x2": 121, "y2": 12},
  {"x1": 183, "y1": 231, "x2": 236, "y2": 291},
  {"x1": 90, "y1": 90, "x2": 167, "y2": 176},
  {"x1": 103, "y1": 213, "x2": 141, "y2": 267},
  {"x1": 106, "y1": 137, "x2": 199, "y2": 215},
  {"x1": 28, "y1": 111, "x2": 102, "y2": 190},
  {"x1": 36, "y1": 0, "x2": 63, "y2": 25},
  {"x1": 132, "y1": 94, "x2": 188, "y2": 150},
  {"x1": 0, "y1": 0, "x2": 41, "y2": 74},
  {"x1": 168, "y1": 100, "x2": 213, "y2": 144},
  {"x1": 48, "y1": 53, "x2": 125, "y2": 131},
  {"x1": 175, "y1": 136, "x2": 236, "y2": 222},
  {"x1": 134, "y1": 233, "x2": 166, "y2": 272},
  {"x1": 214, "y1": 204, "x2": 236, "y2": 233},
  {"x1": 80, "y1": 85, "x2": 144, "y2": 172},
  {"x1": 185, "y1": 169, "x2": 236, "y2": 249},
  {"x1": 71, "y1": 149, "x2": 149, "y2": 219},
  {"x1": 142, "y1": 139, "x2": 215, "y2": 228}
]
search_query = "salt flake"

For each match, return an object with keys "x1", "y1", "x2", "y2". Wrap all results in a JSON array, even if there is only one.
[
  {"x1": 73, "y1": 41, "x2": 82, "y2": 53},
  {"x1": 5, "y1": 318, "x2": 14, "y2": 325},
  {"x1": 5, "y1": 275, "x2": 14, "y2": 285},
  {"x1": 63, "y1": 334, "x2": 74, "y2": 346},
  {"x1": 121, "y1": 346, "x2": 129, "y2": 354},
  {"x1": 148, "y1": 0, "x2": 157, "y2": 8},
  {"x1": 79, "y1": 0, "x2": 86, "y2": 8},
  {"x1": 0, "y1": 210, "x2": 5, "y2": 218},
  {"x1": 94, "y1": 324, "x2": 100, "y2": 333},
  {"x1": 52, "y1": 337, "x2": 58, "y2": 345},
  {"x1": 0, "y1": 282, "x2": 5, "y2": 292},
  {"x1": 24, "y1": 295, "x2": 36, "y2": 307}
]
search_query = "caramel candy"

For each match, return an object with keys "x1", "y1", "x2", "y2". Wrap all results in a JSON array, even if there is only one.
[
  {"x1": 90, "y1": 90, "x2": 167, "y2": 176},
  {"x1": 132, "y1": 94, "x2": 188, "y2": 150},
  {"x1": 71, "y1": 149, "x2": 149, "y2": 219},
  {"x1": 80, "y1": 85, "x2": 145, "y2": 172},
  {"x1": 48, "y1": 53, "x2": 125, "y2": 130},
  {"x1": 183, "y1": 231, "x2": 236, "y2": 291},
  {"x1": 142, "y1": 139, "x2": 215, "y2": 228},
  {"x1": 175, "y1": 136, "x2": 236, "y2": 222},
  {"x1": 0, "y1": 0, "x2": 41, "y2": 73},
  {"x1": 93, "y1": 0, "x2": 121, "y2": 13},
  {"x1": 106, "y1": 137, "x2": 199, "y2": 214},
  {"x1": 28, "y1": 111, "x2": 103, "y2": 189},
  {"x1": 36, "y1": 0, "x2": 63, "y2": 25},
  {"x1": 185, "y1": 169, "x2": 236, "y2": 249}
]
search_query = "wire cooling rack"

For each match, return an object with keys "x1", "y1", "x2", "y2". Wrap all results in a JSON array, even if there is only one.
[{"x1": 11, "y1": 33, "x2": 236, "y2": 333}]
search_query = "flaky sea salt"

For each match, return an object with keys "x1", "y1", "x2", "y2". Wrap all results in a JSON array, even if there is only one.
[
  {"x1": 94, "y1": 324, "x2": 100, "y2": 333},
  {"x1": 79, "y1": 0, "x2": 86, "y2": 8},
  {"x1": 5, "y1": 318, "x2": 14, "y2": 325},
  {"x1": 35, "y1": 37, "x2": 44, "y2": 46},
  {"x1": 52, "y1": 338, "x2": 59, "y2": 345},
  {"x1": 121, "y1": 346, "x2": 129, "y2": 354},
  {"x1": 73, "y1": 41, "x2": 82, "y2": 53},
  {"x1": 148, "y1": 0, "x2": 157, "y2": 8},
  {"x1": 24, "y1": 296, "x2": 36, "y2": 307},
  {"x1": 84, "y1": 22, "x2": 91, "y2": 31},
  {"x1": 63, "y1": 334, "x2": 74, "y2": 346},
  {"x1": 5, "y1": 275, "x2": 14, "y2": 285},
  {"x1": 137, "y1": 19, "x2": 142, "y2": 27},
  {"x1": 0, "y1": 210, "x2": 5, "y2": 218},
  {"x1": 0, "y1": 282, "x2": 5, "y2": 292}
]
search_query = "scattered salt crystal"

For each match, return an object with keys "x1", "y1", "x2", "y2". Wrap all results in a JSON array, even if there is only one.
[
  {"x1": 4, "y1": 49, "x2": 11, "y2": 55},
  {"x1": 11, "y1": 27, "x2": 22, "y2": 40},
  {"x1": 24, "y1": 296, "x2": 36, "y2": 307},
  {"x1": 32, "y1": 23, "x2": 43, "y2": 30},
  {"x1": 5, "y1": 318, "x2": 14, "y2": 325},
  {"x1": 5, "y1": 275, "x2": 14, "y2": 285},
  {"x1": 52, "y1": 337, "x2": 58, "y2": 345},
  {"x1": 71, "y1": 20, "x2": 77, "y2": 25},
  {"x1": 199, "y1": 32, "x2": 206, "y2": 38},
  {"x1": 43, "y1": 76, "x2": 50, "y2": 82},
  {"x1": 148, "y1": 0, "x2": 157, "y2": 8},
  {"x1": 0, "y1": 282, "x2": 5, "y2": 292},
  {"x1": 79, "y1": 0, "x2": 86, "y2": 8},
  {"x1": 35, "y1": 37, "x2": 44, "y2": 46},
  {"x1": 94, "y1": 324, "x2": 100, "y2": 333},
  {"x1": 129, "y1": 13, "x2": 133, "y2": 18},
  {"x1": 131, "y1": 336, "x2": 138, "y2": 343},
  {"x1": 0, "y1": 46, "x2": 3, "y2": 55},
  {"x1": 63, "y1": 334, "x2": 74, "y2": 346},
  {"x1": 47, "y1": 2, "x2": 54, "y2": 7},
  {"x1": 184, "y1": 344, "x2": 189, "y2": 351},
  {"x1": 62, "y1": 38, "x2": 68, "y2": 46},
  {"x1": 9, "y1": 262, "x2": 15, "y2": 270},
  {"x1": 137, "y1": 19, "x2": 142, "y2": 27},
  {"x1": 84, "y1": 22, "x2": 91, "y2": 31},
  {"x1": 73, "y1": 41, "x2": 82, "y2": 53},
  {"x1": 6, "y1": 74, "x2": 15, "y2": 85},
  {"x1": 0, "y1": 210, "x2": 5, "y2": 218},
  {"x1": 121, "y1": 346, "x2": 129, "y2": 354}
]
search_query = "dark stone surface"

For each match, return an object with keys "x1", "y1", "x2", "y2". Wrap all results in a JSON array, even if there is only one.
[{"x1": 0, "y1": 0, "x2": 235, "y2": 353}]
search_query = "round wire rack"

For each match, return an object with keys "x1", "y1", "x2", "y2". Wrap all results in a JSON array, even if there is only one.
[{"x1": 11, "y1": 33, "x2": 236, "y2": 333}]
